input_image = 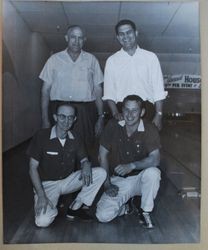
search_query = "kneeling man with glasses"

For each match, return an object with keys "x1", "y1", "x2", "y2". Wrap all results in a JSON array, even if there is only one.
[{"x1": 27, "y1": 102, "x2": 106, "y2": 227}]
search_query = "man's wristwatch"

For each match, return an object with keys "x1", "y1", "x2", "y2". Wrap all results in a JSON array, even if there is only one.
[
  {"x1": 98, "y1": 114, "x2": 105, "y2": 118},
  {"x1": 80, "y1": 158, "x2": 89, "y2": 165}
]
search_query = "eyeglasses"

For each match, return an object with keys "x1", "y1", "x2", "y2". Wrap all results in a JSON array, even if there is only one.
[{"x1": 57, "y1": 114, "x2": 75, "y2": 121}]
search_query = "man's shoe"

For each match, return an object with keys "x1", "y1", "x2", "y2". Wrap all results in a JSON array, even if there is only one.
[
  {"x1": 139, "y1": 212, "x2": 154, "y2": 229},
  {"x1": 66, "y1": 207, "x2": 93, "y2": 221}
]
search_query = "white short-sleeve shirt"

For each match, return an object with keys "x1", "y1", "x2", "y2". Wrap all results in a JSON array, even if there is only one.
[
  {"x1": 103, "y1": 47, "x2": 167, "y2": 104},
  {"x1": 39, "y1": 49, "x2": 103, "y2": 102}
]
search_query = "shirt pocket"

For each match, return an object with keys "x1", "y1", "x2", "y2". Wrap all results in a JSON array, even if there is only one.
[
  {"x1": 42, "y1": 151, "x2": 60, "y2": 167},
  {"x1": 78, "y1": 66, "x2": 94, "y2": 84},
  {"x1": 46, "y1": 151, "x2": 58, "y2": 155}
]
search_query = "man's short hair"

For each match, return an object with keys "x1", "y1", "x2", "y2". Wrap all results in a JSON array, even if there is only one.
[
  {"x1": 115, "y1": 19, "x2": 136, "y2": 35},
  {"x1": 122, "y1": 95, "x2": 144, "y2": 109},
  {"x1": 55, "y1": 101, "x2": 77, "y2": 116},
  {"x1": 66, "y1": 25, "x2": 86, "y2": 37}
]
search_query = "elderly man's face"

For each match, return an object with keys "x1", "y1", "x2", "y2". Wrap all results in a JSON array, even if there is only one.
[
  {"x1": 117, "y1": 24, "x2": 138, "y2": 51},
  {"x1": 67, "y1": 27, "x2": 85, "y2": 53},
  {"x1": 55, "y1": 105, "x2": 76, "y2": 132},
  {"x1": 122, "y1": 100, "x2": 142, "y2": 127}
]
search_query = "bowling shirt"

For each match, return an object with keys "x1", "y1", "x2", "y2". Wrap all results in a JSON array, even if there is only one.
[
  {"x1": 100, "y1": 119, "x2": 161, "y2": 175},
  {"x1": 27, "y1": 126, "x2": 87, "y2": 181}
]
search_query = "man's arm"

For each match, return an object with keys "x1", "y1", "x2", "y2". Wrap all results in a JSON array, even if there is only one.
[
  {"x1": 99, "y1": 145, "x2": 119, "y2": 197},
  {"x1": 152, "y1": 100, "x2": 163, "y2": 131},
  {"x1": 107, "y1": 100, "x2": 123, "y2": 121},
  {"x1": 150, "y1": 54, "x2": 167, "y2": 131},
  {"x1": 114, "y1": 149, "x2": 160, "y2": 176},
  {"x1": 41, "y1": 81, "x2": 51, "y2": 128},
  {"x1": 94, "y1": 83, "x2": 104, "y2": 136},
  {"x1": 29, "y1": 157, "x2": 54, "y2": 215}
]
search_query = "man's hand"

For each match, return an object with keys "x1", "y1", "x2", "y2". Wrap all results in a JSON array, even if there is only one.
[
  {"x1": 114, "y1": 163, "x2": 135, "y2": 176},
  {"x1": 104, "y1": 183, "x2": 119, "y2": 197},
  {"x1": 79, "y1": 160, "x2": 92, "y2": 186},
  {"x1": 95, "y1": 116, "x2": 104, "y2": 137},
  {"x1": 35, "y1": 195, "x2": 54, "y2": 216},
  {"x1": 152, "y1": 113, "x2": 162, "y2": 131},
  {"x1": 113, "y1": 112, "x2": 123, "y2": 121}
]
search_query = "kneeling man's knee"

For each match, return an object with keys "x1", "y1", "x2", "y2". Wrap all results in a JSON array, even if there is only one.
[
  {"x1": 96, "y1": 210, "x2": 114, "y2": 223},
  {"x1": 93, "y1": 167, "x2": 107, "y2": 181},
  {"x1": 35, "y1": 208, "x2": 58, "y2": 228},
  {"x1": 142, "y1": 167, "x2": 161, "y2": 182},
  {"x1": 35, "y1": 215, "x2": 54, "y2": 228}
]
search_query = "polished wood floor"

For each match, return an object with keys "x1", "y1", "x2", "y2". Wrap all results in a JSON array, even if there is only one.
[{"x1": 3, "y1": 116, "x2": 201, "y2": 244}]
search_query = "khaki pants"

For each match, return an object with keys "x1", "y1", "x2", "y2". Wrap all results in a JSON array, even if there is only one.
[
  {"x1": 96, "y1": 167, "x2": 161, "y2": 223},
  {"x1": 34, "y1": 167, "x2": 106, "y2": 227}
]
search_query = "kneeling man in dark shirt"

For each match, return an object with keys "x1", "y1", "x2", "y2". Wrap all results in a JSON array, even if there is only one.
[
  {"x1": 96, "y1": 95, "x2": 161, "y2": 228},
  {"x1": 27, "y1": 102, "x2": 106, "y2": 227}
]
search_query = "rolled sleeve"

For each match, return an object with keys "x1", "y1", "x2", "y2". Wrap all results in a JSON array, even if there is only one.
[
  {"x1": 103, "y1": 59, "x2": 117, "y2": 102},
  {"x1": 151, "y1": 55, "x2": 168, "y2": 102},
  {"x1": 100, "y1": 120, "x2": 115, "y2": 151},
  {"x1": 75, "y1": 136, "x2": 88, "y2": 162},
  {"x1": 26, "y1": 131, "x2": 43, "y2": 162},
  {"x1": 39, "y1": 57, "x2": 53, "y2": 85},
  {"x1": 92, "y1": 56, "x2": 104, "y2": 86},
  {"x1": 145, "y1": 123, "x2": 161, "y2": 154}
]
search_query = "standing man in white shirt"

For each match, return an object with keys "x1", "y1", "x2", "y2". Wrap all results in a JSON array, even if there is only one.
[
  {"x1": 103, "y1": 19, "x2": 167, "y2": 130},
  {"x1": 39, "y1": 25, "x2": 104, "y2": 161}
]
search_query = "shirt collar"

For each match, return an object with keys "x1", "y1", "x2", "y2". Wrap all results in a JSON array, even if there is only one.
[
  {"x1": 50, "y1": 126, "x2": 75, "y2": 140},
  {"x1": 121, "y1": 45, "x2": 140, "y2": 54},
  {"x1": 64, "y1": 48, "x2": 84, "y2": 56},
  {"x1": 118, "y1": 119, "x2": 145, "y2": 132}
]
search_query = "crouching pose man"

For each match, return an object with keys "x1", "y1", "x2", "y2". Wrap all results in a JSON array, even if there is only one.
[
  {"x1": 96, "y1": 95, "x2": 161, "y2": 228},
  {"x1": 27, "y1": 102, "x2": 106, "y2": 227}
]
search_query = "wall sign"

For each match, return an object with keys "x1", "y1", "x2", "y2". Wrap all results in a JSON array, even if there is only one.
[{"x1": 164, "y1": 75, "x2": 201, "y2": 89}]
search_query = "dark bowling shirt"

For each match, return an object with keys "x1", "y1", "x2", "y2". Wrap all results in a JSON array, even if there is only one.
[
  {"x1": 27, "y1": 126, "x2": 87, "y2": 181},
  {"x1": 100, "y1": 119, "x2": 161, "y2": 176}
]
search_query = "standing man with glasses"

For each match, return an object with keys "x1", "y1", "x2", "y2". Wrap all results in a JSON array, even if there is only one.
[
  {"x1": 39, "y1": 25, "x2": 104, "y2": 162},
  {"x1": 27, "y1": 102, "x2": 106, "y2": 227},
  {"x1": 103, "y1": 19, "x2": 167, "y2": 130}
]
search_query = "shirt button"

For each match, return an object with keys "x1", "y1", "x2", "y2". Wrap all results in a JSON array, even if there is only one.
[
  {"x1": 61, "y1": 162, "x2": 64, "y2": 165},
  {"x1": 126, "y1": 152, "x2": 130, "y2": 155}
]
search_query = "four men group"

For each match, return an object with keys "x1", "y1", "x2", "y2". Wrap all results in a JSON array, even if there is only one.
[{"x1": 28, "y1": 19, "x2": 166, "y2": 229}]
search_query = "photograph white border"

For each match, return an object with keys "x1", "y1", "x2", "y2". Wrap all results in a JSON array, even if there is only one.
[{"x1": 1, "y1": 0, "x2": 208, "y2": 249}]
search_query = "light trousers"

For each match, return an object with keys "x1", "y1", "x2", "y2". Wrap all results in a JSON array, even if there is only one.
[
  {"x1": 34, "y1": 167, "x2": 106, "y2": 227},
  {"x1": 96, "y1": 167, "x2": 161, "y2": 223}
]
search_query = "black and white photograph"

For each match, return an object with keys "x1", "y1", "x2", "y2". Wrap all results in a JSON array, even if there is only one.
[{"x1": 2, "y1": 0, "x2": 206, "y2": 248}]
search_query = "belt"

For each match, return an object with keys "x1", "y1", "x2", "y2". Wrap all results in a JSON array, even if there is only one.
[
  {"x1": 50, "y1": 100, "x2": 94, "y2": 104},
  {"x1": 69, "y1": 101, "x2": 94, "y2": 104}
]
